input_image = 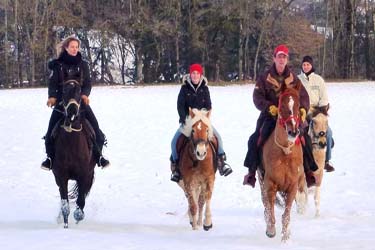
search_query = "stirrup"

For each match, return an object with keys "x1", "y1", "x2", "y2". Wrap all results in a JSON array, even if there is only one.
[
  {"x1": 171, "y1": 170, "x2": 181, "y2": 182},
  {"x1": 219, "y1": 163, "x2": 233, "y2": 176},
  {"x1": 41, "y1": 157, "x2": 52, "y2": 171}
]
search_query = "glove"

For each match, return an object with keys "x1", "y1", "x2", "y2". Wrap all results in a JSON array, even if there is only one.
[
  {"x1": 300, "y1": 108, "x2": 307, "y2": 122},
  {"x1": 81, "y1": 95, "x2": 90, "y2": 105},
  {"x1": 268, "y1": 105, "x2": 278, "y2": 117},
  {"x1": 46, "y1": 97, "x2": 57, "y2": 107}
]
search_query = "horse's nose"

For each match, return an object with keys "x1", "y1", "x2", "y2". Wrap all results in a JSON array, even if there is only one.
[{"x1": 288, "y1": 130, "x2": 298, "y2": 137}]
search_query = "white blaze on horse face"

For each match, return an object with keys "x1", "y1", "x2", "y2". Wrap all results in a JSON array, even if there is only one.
[
  {"x1": 197, "y1": 122, "x2": 202, "y2": 131},
  {"x1": 195, "y1": 143, "x2": 207, "y2": 160},
  {"x1": 288, "y1": 96, "x2": 296, "y2": 126}
]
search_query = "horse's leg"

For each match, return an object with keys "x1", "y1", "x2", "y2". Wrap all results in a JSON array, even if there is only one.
[
  {"x1": 74, "y1": 178, "x2": 89, "y2": 223},
  {"x1": 265, "y1": 183, "x2": 277, "y2": 238},
  {"x1": 281, "y1": 188, "x2": 297, "y2": 242},
  {"x1": 197, "y1": 192, "x2": 204, "y2": 227},
  {"x1": 314, "y1": 186, "x2": 321, "y2": 217},
  {"x1": 203, "y1": 179, "x2": 214, "y2": 231},
  {"x1": 58, "y1": 179, "x2": 70, "y2": 228},
  {"x1": 185, "y1": 181, "x2": 198, "y2": 230},
  {"x1": 296, "y1": 175, "x2": 308, "y2": 215}
]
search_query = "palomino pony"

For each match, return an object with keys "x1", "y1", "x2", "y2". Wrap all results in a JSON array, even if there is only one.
[
  {"x1": 298, "y1": 106, "x2": 329, "y2": 217},
  {"x1": 52, "y1": 79, "x2": 96, "y2": 228},
  {"x1": 178, "y1": 108, "x2": 216, "y2": 231},
  {"x1": 258, "y1": 86, "x2": 306, "y2": 242}
]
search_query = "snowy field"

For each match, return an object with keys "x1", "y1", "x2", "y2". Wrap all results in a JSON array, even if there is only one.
[{"x1": 0, "y1": 82, "x2": 374, "y2": 250}]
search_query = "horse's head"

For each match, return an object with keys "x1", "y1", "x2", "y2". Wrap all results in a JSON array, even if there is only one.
[
  {"x1": 277, "y1": 88, "x2": 301, "y2": 142},
  {"x1": 181, "y1": 108, "x2": 213, "y2": 161},
  {"x1": 309, "y1": 112, "x2": 328, "y2": 149},
  {"x1": 61, "y1": 79, "x2": 82, "y2": 132}
]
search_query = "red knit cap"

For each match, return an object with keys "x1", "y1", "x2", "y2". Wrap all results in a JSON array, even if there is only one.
[
  {"x1": 274, "y1": 44, "x2": 289, "y2": 57},
  {"x1": 189, "y1": 64, "x2": 203, "y2": 75}
]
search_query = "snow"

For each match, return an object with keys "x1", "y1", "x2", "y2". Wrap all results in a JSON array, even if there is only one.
[{"x1": 0, "y1": 82, "x2": 374, "y2": 250}]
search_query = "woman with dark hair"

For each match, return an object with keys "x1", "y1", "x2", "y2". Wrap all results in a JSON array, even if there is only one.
[{"x1": 41, "y1": 35, "x2": 110, "y2": 170}]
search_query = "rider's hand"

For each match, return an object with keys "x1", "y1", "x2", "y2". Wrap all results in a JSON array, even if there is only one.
[
  {"x1": 300, "y1": 108, "x2": 307, "y2": 122},
  {"x1": 47, "y1": 97, "x2": 57, "y2": 107},
  {"x1": 81, "y1": 95, "x2": 90, "y2": 105},
  {"x1": 268, "y1": 105, "x2": 278, "y2": 117}
]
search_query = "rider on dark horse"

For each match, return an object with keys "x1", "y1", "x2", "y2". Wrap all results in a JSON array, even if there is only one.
[
  {"x1": 243, "y1": 44, "x2": 318, "y2": 187},
  {"x1": 170, "y1": 63, "x2": 233, "y2": 182},
  {"x1": 41, "y1": 35, "x2": 110, "y2": 170}
]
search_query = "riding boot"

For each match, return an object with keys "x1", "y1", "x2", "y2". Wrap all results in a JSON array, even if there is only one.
[
  {"x1": 170, "y1": 159, "x2": 181, "y2": 182},
  {"x1": 94, "y1": 130, "x2": 110, "y2": 168},
  {"x1": 324, "y1": 161, "x2": 335, "y2": 172},
  {"x1": 302, "y1": 134, "x2": 319, "y2": 172},
  {"x1": 217, "y1": 153, "x2": 233, "y2": 176},
  {"x1": 243, "y1": 133, "x2": 258, "y2": 187},
  {"x1": 41, "y1": 135, "x2": 54, "y2": 171}
]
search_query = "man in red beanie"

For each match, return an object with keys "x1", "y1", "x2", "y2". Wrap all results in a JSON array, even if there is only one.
[
  {"x1": 243, "y1": 45, "x2": 318, "y2": 188},
  {"x1": 170, "y1": 63, "x2": 233, "y2": 182}
]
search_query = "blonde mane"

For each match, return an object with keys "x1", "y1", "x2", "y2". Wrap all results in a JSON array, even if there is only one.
[{"x1": 180, "y1": 108, "x2": 213, "y2": 139}]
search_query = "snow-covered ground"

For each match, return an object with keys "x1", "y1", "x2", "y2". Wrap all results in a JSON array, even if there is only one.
[{"x1": 0, "y1": 82, "x2": 374, "y2": 250}]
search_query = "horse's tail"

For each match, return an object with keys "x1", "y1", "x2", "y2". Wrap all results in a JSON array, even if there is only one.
[{"x1": 68, "y1": 174, "x2": 96, "y2": 200}]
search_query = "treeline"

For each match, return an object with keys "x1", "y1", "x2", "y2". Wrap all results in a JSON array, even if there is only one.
[{"x1": 0, "y1": 0, "x2": 375, "y2": 87}]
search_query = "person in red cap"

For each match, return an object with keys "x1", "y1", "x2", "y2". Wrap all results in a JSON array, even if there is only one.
[
  {"x1": 170, "y1": 63, "x2": 233, "y2": 182},
  {"x1": 243, "y1": 44, "x2": 318, "y2": 188}
]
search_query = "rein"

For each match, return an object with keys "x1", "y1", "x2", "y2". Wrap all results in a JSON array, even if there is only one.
[{"x1": 274, "y1": 125, "x2": 296, "y2": 155}]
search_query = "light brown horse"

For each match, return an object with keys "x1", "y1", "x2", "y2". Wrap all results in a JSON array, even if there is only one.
[
  {"x1": 258, "y1": 87, "x2": 306, "y2": 242},
  {"x1": 177, "y1": 108, "x2": 216, "y2": 231},
  {"x1": 298, "y1": 106, "x2": 329, "y2": 217}
]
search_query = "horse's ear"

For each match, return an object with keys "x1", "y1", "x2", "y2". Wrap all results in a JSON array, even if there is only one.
[
  {"x1": 189, "y1": 107, "x2": 194, "y2": 118},
  {"x1": 207, "y1": 110, "x2": 211, "y2": 119}
]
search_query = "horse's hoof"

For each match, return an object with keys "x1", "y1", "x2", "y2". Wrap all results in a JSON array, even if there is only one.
[
  {"x1": 74, "y1": 208, "x2": 85, "y2": 222},
  {"x1": 266, "y1": 230, "x2": 276, "y2": 238},
  {"x1": 64, "y1": 223, "x2": 69, "y2": 229},
  {"x1": 203, "y1": 224, "x2": 213, "y2": 231}
]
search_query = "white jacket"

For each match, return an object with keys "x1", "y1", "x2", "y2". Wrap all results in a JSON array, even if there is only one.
[{"x1": 298, "y1": 72, "x2": 329, "y2": 107}]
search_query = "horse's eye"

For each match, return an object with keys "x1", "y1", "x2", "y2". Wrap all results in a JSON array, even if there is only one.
[{"x1": 192, "y1": 129, "x2": 195, "y2": 134}]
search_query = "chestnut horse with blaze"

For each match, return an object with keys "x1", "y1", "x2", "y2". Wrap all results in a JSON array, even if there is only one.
[
  {"x1": 258, "y1": 86, "x2": 306, "y2": 242},
  {"x1": 177, "y1": 108, "x2": 216, "y2": 231}
]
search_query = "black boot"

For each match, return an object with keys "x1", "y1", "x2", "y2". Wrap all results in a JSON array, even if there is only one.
[
  {"x1": 302, "y1": 134, "x2": 319, "y2": 172},
  {"x1": 41, "y1": 157, "x2": 52, "y2": 171},
  {"x1": 217, "y1": 153, "x2": 233, "y2": 176},
  {"x1": 41, "y1": 135, "x2": 54, "y2": 171},
  {"x1": 94, "y1": 130, "x2": 110, "y2": 168},
  {"x1": 170, "y1": 160, "x2": 181, "y2": 182}
]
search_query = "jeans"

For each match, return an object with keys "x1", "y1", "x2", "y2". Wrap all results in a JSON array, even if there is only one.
[
  {"x1": 171, "y1": 125, "x2": 224, "y2": 162},
  {"x1": 326, "y1": 126, "x2": 333, "y2": 162}
]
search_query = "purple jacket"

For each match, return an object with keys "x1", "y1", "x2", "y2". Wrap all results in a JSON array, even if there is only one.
[{"x1": 253, "y1": 64, "x2": 310, "y2": 115}]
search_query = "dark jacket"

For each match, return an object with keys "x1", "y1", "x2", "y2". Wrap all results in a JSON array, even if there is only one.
[
  {"x1": 177, "y1": 74, "x2": 212, "y2": 124},
  {"x1": 253, "y1": 63, "x2": 310, "y2": 118},
  {"x1": 48, "y1": 51, "x2": 91, "y2": 102}
]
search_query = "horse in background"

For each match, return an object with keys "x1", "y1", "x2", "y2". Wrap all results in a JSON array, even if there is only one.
[
  {"x1": 298, "y1": 106, "x2": 329, "y2": 217},
  {"x1": 52, "y1": 79, "x2": 96, "y2": 228},
  {"x1": 177, "y1": 108, "x2": 216, "y2": 231},
  {"x1": 258, "y1": 86, "x2": 306, "y2": 242}
]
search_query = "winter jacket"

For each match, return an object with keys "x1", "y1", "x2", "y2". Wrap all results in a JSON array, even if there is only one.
[
  {"x1": 48, "y1": 51, "x2": 91, "y2": 102},
  {"x1": 253, "y1": 63, "x2": 310, "y2": 116},
  {"x1": 177, "y1": 74, "x2": 212, "y2": 124},
  {"x1": 298, "y1": 72, "x2": 328, "y2": 108}
]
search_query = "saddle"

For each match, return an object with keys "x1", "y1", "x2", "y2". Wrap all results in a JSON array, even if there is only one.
[{"x1": 51, "y1": 117, "x2": 96, "y2": 150}]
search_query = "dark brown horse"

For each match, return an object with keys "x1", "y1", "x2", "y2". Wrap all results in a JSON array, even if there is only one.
[
  {"x1": 52, "y1": 80, "x2": 96, "y2": 228},
  {"x1": 177, "y1": 108, "x2": 216, "y2": 231},
  {"x1": 258, "y1": 86, "x2": 306, "y2": 242}
]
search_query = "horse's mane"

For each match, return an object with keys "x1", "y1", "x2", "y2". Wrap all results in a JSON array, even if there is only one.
[
  {"x1": 310, "y1": 104, "x2": 329, "y2": 117},
  {"x1": 180, "y1": 108, "x2": 213, "y2": 139}
]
